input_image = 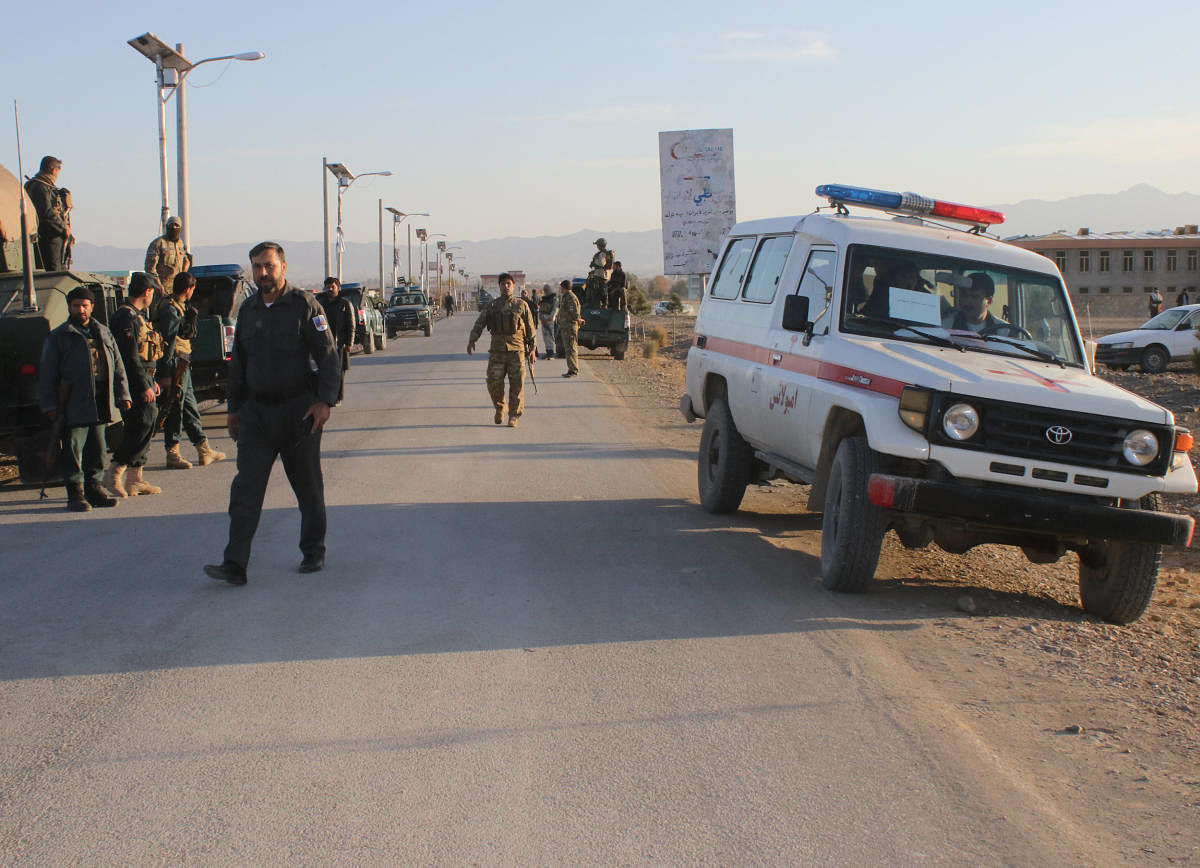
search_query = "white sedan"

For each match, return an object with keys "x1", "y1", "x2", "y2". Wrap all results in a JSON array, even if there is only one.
[{"x1": 1094, "y1": 304, "x2": 1200, "y2": 373}]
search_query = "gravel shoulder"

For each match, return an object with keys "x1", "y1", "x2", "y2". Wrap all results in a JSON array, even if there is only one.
[{"x1": 588, "y1": 314, "x2": 1200, "y2": 836}]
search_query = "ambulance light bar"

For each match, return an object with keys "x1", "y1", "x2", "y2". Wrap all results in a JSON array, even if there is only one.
[{"x1": 815, "y1": 184, "x2": 1005, "y2": 226}]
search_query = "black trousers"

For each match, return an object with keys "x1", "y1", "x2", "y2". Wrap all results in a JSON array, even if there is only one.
[
  {"x1": 113, "y1": 396, "x2": 157, "y2": 467},
  {"x1": 223, "y1": 394, "x2": 326, "y2": 568},
  {"x1": 38, "y1": 234, "x2": 65, "y2": 271}
]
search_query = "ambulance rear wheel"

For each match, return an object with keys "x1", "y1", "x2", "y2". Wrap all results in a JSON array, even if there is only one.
[
  {"x1": 697, "y1": 398, "x2": 751, "y2": 514},
  {"x1": 820, "y1": 436, "x2": 886, "y2": 592}
]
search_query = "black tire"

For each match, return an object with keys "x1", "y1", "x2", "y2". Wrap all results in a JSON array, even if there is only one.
[
  {"x1": 820, "y1": 436, "x2": 887, "y2": 592},
  {"x1": 1140, "y1": 345, "x2": 1169, "y2": 373},
  {"x1": 697, "y1": 397, "x2": 752, "y2": 514},
  {"x1": 362, "y1": 334, "x2": 373, "y2": 354},
  {"x1": 424, "y1": 323, "x2": 432, "y2": 337},
  {"x1": 387, "y1": 327, "x2": 396, "y2": 340},
  {"x1": 375, "y1": 330, "x2": 386, "y2": 351},
  {"x1": 1078, "y1": 493, "x2": 1163, "y2": 624},
  {"x1": 611, "y1": 341, "x2": 628, "y2": 361}
]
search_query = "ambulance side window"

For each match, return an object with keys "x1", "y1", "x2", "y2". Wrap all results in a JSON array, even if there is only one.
[
  {"x1": 742, "y1": 236, "x2": 792, "y2": 303},
  {"x1": 710, "y1": 237, "x2": 756, "y2": 299},
  {"x1": 796, "y1": 249, "x2": 837, "y2": 334}
]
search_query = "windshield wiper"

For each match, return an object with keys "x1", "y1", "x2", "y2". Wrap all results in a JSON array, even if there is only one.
[
  {"x1": 979, "y1": 334, "x2": 1067, "y2": 366},
  {"x1": 894, "y1": 325, "x2": 964, "y2": 350}
]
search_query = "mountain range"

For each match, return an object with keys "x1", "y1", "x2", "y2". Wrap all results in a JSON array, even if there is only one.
[{"x1": 71, "y1": 185, "x2": 1200, "y2": 288}]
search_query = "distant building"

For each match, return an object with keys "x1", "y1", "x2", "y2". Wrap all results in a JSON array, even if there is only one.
[{"x1": 1007, "y1": 225, "x2": 1200, "y2": 317}]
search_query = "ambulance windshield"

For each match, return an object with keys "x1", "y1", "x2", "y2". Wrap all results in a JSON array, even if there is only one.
[{"x1": 840, "y1": 245, "x2": 1085, "y2": 367}]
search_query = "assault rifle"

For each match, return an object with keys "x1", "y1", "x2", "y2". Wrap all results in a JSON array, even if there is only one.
[
  {"x1": 39, "y1": 380, "x2": 71, "y2": 499},
  {"x1": 155, "y1": 356, "x2": 190, "y2": 432}
]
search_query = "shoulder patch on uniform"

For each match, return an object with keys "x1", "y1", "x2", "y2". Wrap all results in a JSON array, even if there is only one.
[{"x1": 313, "y1": 314, "x2": 329, "y2": 331}]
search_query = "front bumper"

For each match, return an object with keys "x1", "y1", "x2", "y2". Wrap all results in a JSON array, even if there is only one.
[
  {"x1": 1094, "y1": 345, "x2": 1142, "y2": 366},
  {"x1": 869, "y1": 473, "x2": 1194, "y2": 547}
]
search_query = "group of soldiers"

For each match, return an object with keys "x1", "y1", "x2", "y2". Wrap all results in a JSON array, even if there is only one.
[{"x1": 35, "y1": 201, "x2": 223, "y2": 512}]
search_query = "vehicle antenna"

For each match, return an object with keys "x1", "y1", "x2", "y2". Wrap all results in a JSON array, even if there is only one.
[{"x1": 12, "y1": 100, "x2": 37, "y2": 311}]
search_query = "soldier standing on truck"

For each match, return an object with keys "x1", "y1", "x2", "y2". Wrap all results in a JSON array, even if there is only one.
[
  {"x1": 155, "y1": 272, "x2": 225, "y2": 470},
  {"x1": 607, "y1": 260, "x2": 627, "y2": 311},
  {"x1": 36, "y1": 286, "x2": 131, "y2": 512},
  {"x1": 24, "y1": 156, "x2": 68, "y2": 271},
  {"x1": 585, "y1": 237, "x2": 614, "y2": 307},
  {"x1": 467, "y1": 272, "x2": 536, "y2": 427},
  {"x1": 105, "y1": 272, "x2": 164, "y2": 498},
  {"x1": 145, "y1": 216, "x2": 192, "y2": 305}
]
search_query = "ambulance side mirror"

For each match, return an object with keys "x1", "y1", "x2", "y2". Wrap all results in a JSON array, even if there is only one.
[{"x1": 782, "y1": 294, "x2": 811, "y2": 333}]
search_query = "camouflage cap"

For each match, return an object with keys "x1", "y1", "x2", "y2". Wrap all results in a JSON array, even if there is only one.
[
  {"x1": 166, "y1": 216, "x2": 182, "y2": 228},
  {"x1": 594, "y1": 237, "x2": 607, "y2": 247}
]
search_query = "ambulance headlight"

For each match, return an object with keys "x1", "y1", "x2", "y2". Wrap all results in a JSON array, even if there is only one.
[
  {"x1": 942, "y1": 403, "x2": 980, "y2": 441},
  {"x1": 1122, "y1": 429, "x2": 1159, "y2": 466}
]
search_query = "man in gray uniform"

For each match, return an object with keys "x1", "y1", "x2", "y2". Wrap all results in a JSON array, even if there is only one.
[{"x1": 204, "y1": 242, "x2": 341, "y2": 586}]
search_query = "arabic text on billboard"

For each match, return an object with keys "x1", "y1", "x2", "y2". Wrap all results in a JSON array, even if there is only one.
[{"x1": 659, "y1": 128, "x2": 735, "y2": 276}]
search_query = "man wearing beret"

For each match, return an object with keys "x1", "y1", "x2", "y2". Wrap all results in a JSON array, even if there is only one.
[{"x1": 37, "y1": 286, "x2": 132, "y2": 511}]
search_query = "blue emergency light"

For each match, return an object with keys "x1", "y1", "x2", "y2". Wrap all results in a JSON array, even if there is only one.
[{"x1": 816, "y1": 184, "x2": 1005, "y2": 226}]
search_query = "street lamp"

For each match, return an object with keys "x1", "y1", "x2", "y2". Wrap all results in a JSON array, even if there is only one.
[
  {"x1": 128, "y1": 32, "x2": 264, "y2": 245},
  {"x1": 418, "y1": 231, "x2": 445, "y2": 294},
  {"x1": 385, "y1": 207, "x2": 428, "y2": 287},
  {"x1": 322, "y1": 160, "x2": 391, "y2": 281}
]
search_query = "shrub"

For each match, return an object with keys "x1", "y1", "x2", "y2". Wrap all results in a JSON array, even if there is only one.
[
  {"x1": 648, "y1": 326, "x2": 667, "y2": 346},
  {"x1": 642, "y1": 340, "x2": 659, "y2": 358}
]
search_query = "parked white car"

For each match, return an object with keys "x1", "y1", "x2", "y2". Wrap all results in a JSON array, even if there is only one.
[{"x1": 1094, "y1": 305, "x2": 1200, "y2": 373}]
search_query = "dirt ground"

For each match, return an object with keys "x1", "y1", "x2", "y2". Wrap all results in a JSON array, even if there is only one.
[{"x1": 590, "y1": 315, "x2": 1199, "y2": 786}]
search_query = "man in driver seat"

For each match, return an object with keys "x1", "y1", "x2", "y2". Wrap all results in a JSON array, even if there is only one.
[{"x1": 942, "y1": 272, "x2": 1022, "y2": 337}]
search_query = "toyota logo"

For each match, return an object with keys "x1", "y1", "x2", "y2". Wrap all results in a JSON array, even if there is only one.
[{"x1": 1045, "y1": 425, "x2": 1073, "y2": 445}]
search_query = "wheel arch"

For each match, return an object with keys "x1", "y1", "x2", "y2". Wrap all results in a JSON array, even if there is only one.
[{"x1": 809, "y1": 407, "x2": 868, "y2": 507}]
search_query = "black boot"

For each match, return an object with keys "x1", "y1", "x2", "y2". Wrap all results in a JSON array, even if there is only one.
[
  {"x1": 84, "y1": 481, "x2": 119, "y2": 508},
  {"x1": 67, "y1": 483, "x2": 91, "y2": 513}
]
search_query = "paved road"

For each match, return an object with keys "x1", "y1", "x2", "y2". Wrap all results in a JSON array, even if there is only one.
[{"x1": 0, "y1": 315, "x2": 1128, "y2": 864}]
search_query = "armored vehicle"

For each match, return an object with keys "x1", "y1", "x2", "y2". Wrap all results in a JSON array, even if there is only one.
[
  {"x1": 570, "y1": 277, "x2": 630, "y2": 360},
  {"x1": 386, "y1": 289, "x2": 433, "y2": 338},
  {"x1": 187, "y1": 264, "x2": 258, "y2": 400},
  {"x1": 0, "y1": 162, "x2": 123, "y2": 483}
]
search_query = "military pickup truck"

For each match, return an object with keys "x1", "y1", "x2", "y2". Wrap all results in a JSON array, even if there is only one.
[
  {"x1": 386, "y1": 289, "x2": 434, "y2": 338},
  {"x1": 570, "y1": 277, "x2": 630, "y2": 360}
]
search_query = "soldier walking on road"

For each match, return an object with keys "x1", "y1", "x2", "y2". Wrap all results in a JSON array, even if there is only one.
[
  {"x1": 24, "y1": 156, "x2": 68, "y2": 271},
  {"x1": 537, "y1": 283, "x2": 558, "y2": 360},
  {"x1": 145, "y1": 216, "x2": 192, "y2": 304},
  {"x1": 204, "y1": 241, "x2": 342, "y2": 586},
  {"x1": 105, "y1": 273, "x2": 165, "y2": 497},
  {"x1": 556, "y1": 278, "x2": 583, "y2": 378},
  {"x1": 467, "y1": 272, "x2": 536, "y2": 427},
  {"x1": 155, "y1": 272, "x2": 225, "y2": 470},
  {"x1": 37, "y1": 286, "x2": 131, "y2": 511},
  {"x1": 316, "y1": 276, "x2": 354, "y2": 405}
]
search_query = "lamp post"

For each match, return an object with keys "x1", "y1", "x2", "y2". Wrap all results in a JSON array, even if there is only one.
[
  {"x1": 323, "y1": 161, "x2": 391, "y2": 282},
  {"x1": 128, "y1": 32, "x2": 264, "y2": 244},
  {"x1": 385, "y1": 207, "x2": 428, "y2": 287},
  {"x1": 420, "y1": 231, "x2": 445, "y2": 295}
]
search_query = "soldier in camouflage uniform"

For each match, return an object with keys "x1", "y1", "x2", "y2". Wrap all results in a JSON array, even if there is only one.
[
  {"x1": 467, "y1": 272, "x2": 537, "y2": 427},
  {"x1": 555, "y1": 278, "x2": 583, "y2": 377},
  {"x1": 145, "y1": 216, "x2": 192, "y2": 305},
  {"x1": 585, "y1": 237, "x2": 614, "y2": 307}
]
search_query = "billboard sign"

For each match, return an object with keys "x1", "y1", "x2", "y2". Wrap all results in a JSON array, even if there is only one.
[{"x1": 659, "y1": 128, "x2": 735, "y2": 275}]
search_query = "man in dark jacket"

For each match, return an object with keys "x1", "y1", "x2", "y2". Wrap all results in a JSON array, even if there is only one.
[
  {"x1": 155, "y1": 271, "x2": 225, "y2": 469},
  {"x1": 316, "y1": 276, "x2": 355, "y2": 404},
  {"x1": 37, "y1": 285, "x2": 132, "y2": 511},
  {"x1": 607, "y1": 261, "x2": 627, "y2": 311},
  {"x1": 204, "y1": 242, "x2": 342, "y2": 586},
  {"x1": 105, "y1": 272, "x2": 164, "y2": 498},
  {"x1": 25, "y1": 156, "x2": 68, "y2": 271}
]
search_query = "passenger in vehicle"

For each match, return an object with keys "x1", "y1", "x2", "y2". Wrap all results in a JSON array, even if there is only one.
[
  {"x1": 941, "y1": 272, "x2": 1023, "y2": 337},
  {"x1": 860, "y1": 261, "x2": 926, "y2": 318}
]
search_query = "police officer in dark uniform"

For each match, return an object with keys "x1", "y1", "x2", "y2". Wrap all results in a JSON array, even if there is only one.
[
  {"x1": 105, "y1": 272, "x2": 164, "y2": 497},
  {"x1": 316, "y1": 275, "x2": 355, "y2": 404},
  {"x1": 204, "y1": 242, "x2": 341, "y2": 586}
]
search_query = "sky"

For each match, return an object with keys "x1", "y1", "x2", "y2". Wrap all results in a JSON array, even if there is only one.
[{"x1": 4, "y1": 0, "x2": 1200, "y2": 258}]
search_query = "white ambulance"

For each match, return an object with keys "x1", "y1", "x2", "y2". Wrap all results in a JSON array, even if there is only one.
[{"x1": 681, "y1": 184, "x2": 1197, "y2": 624}]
